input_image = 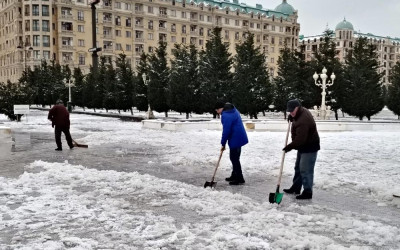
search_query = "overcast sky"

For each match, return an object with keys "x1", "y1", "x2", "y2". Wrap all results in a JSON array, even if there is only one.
[{"x1": 244, "y1": 0, "x2": 400, "y2": 38}]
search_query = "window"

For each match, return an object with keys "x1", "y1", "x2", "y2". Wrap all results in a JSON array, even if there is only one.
[
  {"x1": 42, "y1": 20, "x2": 50, "y2": 32},
  {"x1": 43, "y1": 35, "x2": 50, "y2": 47},
  {"x1": 78, "y1": 11, "x2": 84, "y2": 21},
  {"x1": 78, "y1": 39, "x2": 85, "y2": 46},
  {"x1": 181, "y1": 11, "x2": 186, "y2": 18},
  {"x1": 42, "y1": 5, "x2": 49, "y2": 16},
  {"x1": 78, "y1": 25, "x2": 84, "y2": 32},
  {"x1": 250, "y1": 22, "x2": 254, "y2": 28},
  {"x1": 148, "y1": 46, "x2": 153, "y2": 53},
  {"x1": 126, "y1": 31, "x2": 131, "y2": 37},
  {"x1": 33, "y1": 50, "x2": 40, "y2": 59},
  {"x1": 171, "y1": 36, "x2": 176, "y2": 42},
  {"x1": 79, "y1": 54, "x2": 85, "y2": 65},
  {"x1": 148, "y1": 33, "x2": 153, "y2": 40},
  {"x1": 126, "y1": 18, "x2": 131, "y2": 27},
  {"x1": 125, "y1": 3, "x2": 131, "y2": 10},
  {"x1": 270, "y1": 58, "x2": 274, "y2": 63},
  {"x1": 225, "y1": 18, "x2": 229, "y2": 25},
  {"x1": 148, "y1": 6, "x2": 153, "y2": 13},
  {"x1": 279, "y1": 26, "x2": 283, "y2": 32},
  {"x1": 32, "y1": 5, "x2": 39, "y2": 16},
  {"x1": 182, "y1": 25, "x2": 186, "y2": 33},
  {"x1": 116, "y1": 43, "x2": 122, "y2": 50},
  {"x1": 33, "y1": 20, "x2": 40, "y2": 31},
  {"x1": 116, "y1": 30, "x2": 121, "y2": 37},
  {"x1": 207, "y1": 16, "x2": 212, "y2": 22},
  {"x1": 199, "y1": 39, "x2": 203, "y2": 45},
  {"x1": 272, "y1": 25, "x2": 275, "y2": 31},
  {"x1": 224, "y1": 30, "x2": 229, "y2": 39},
  {"x1": 199, "y1": 15, "x2": 204, "y2": 21},
  {"x1": 33, "y1": 35, "x2": 40, "y2": 46},
  {"x1": 235, "y1": 20, "x2": 239, "y2": 26},
  {"x1": 126, "y1": 44, "x2": 131, "y2": 51},
  {"x1": 271, "y1": 37, "x2": 275, "y2": 44},
  {"x1": 43, "y1": 51, "x2": 50, "y2": 60},
  {"x1": 115, "y1": 2, "x2": 121, "y2": 9},
  {"x1": 257, "y1": 23, "x2": 261, "y2": 29},
  {"x1": 235, "y1": 32, "x2": 239, "y2": 40},
  {"x1": 170, "y1": 10, "x2": 176, "y2": 17},
  {"x1": 148, "y1": 20, "x2": 153, "y2": 29},
  {"x1": 182, "y1": 37, "x2": 186, "y2": 43}
]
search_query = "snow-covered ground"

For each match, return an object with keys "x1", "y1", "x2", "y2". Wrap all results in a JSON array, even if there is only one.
[{"x1": 1, "y1": 110, "x2": 400, "y2": 249}]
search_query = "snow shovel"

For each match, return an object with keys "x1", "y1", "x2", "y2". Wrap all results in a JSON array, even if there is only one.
[
  {"x1": 72, "y1": 139, "x2": 88, "y2": 148},
  {"x1": 204, "y1": 149, "x2": 224, "y2": 188},
  {"x1": 269, "y1": 121, "x2": 291, "y2": 204}
]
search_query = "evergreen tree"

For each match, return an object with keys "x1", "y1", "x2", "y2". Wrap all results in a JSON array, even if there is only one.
[
  {"x1": 387, "y1": 61, "x2": 400, "y2": 118},
  {"x1": 116, "y1": 53, "x2": 135, "y2": 114},
  {"x1": 83, "y1": 66, "x2": 98, "y2": 111},
  {"x1": 103, "y1": 57, "x2": 118, "y2": 112},
  {"x1": 147, "y1": 41, "x2": 170, "y2": 117},
  {"x1": 198, "y1": 27, "x2": 233, "y2": 115},
  {"x1": 71, "y1": 67, "x2": 85, "y2": 109},
  {"x1": 312, "y1": 29, "x2": 345, "y2": 120},
  {"x1": 135, "y1": 53, "x2": 149, "y2": 112},
  {"x1": 340, "y1": 37, "x2": 384, "y2": 120},
  {"x1": 0, "y1": 81, "x2": 27, "y2": 120},
  {"x1": 232, "y1": 32, "x2": 272, "y2": 119},
  {"x1": 92, "y1": 57, "x2": 108, "y2": 111},
  {"x1": 274, "y1": 46, "x2": 310, "y2": 118},
  {"x1": 169, "y1": 44, "x2": 199, "y2": 118}
]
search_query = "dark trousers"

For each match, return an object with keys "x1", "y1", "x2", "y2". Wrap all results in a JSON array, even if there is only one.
[
  {"x1": 55, "y1": 126, "x2": 73, "y2": 149},
  {"x1": 229, "y1": 147, "x2": 244, "y2": 181},
  {"x1": 291, "y1": 151, "x2": 318, "y2": 194}
]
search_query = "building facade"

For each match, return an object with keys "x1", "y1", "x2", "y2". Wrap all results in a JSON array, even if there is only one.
[
  {"x1": 300, "y1": 18, "x2": 400, "y2": 85},
  {"x1": 0, "y1": 0, "x2": 300, "y2": 83}
]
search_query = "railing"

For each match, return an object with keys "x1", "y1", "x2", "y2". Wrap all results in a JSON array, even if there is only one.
[
  {"x1": 135, "y1": 24, "x2": 144, "y2": 28},
  {"x1": 103, "y1": 48, "x2": 113, "y2": 53},
  {"x1": 135, "y1": 10, "x2": 144, "y2": 15},
  {"x1": 61, "y1": 45, "x2": 74, "y2": 50},
  {"x1": 61, "y1": 29, "x2": 73, "y2": 34},
  {"x1": 135, "y1": 38, "x2": 144, "y2": 43},
  {"x1": 61, "y1": 15, "x2": 73, "y2": 20},
  {"x1": 159, "y1": 26, "x2": 167, "y2": 31},
  {"x1": 158, "y1": 13, "x2": 168, "y2": 18}
]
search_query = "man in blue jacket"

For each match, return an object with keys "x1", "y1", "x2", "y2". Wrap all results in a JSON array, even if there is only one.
[{"x1": 215, "y1": 100, "x2": 249, "y2": 185}]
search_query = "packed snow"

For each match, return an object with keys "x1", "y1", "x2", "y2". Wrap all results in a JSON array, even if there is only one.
[{"x1": 0, "y1": 109, "x2": 399, "y2": 249}]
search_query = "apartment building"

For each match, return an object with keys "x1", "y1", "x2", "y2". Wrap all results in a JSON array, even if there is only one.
[
  {"x1": 300, "y1": 18, "x2": 400, "y2": 85},
  {"x1": 0, "y1": 0, "x2": 300, "y2": 83}
]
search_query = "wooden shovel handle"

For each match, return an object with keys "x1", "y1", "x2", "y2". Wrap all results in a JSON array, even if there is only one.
[
  {"x1": 211, "y1": 150, "x2": 224, "y2": 182},
  {"x1": 277, "y1": 121, "x2": 291, "y2": 186}
]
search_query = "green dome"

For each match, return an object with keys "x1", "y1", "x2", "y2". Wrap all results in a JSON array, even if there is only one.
[
  {"x1": 274, "y1": 0, "x2": 295, "y2": 15},
  {"x1": 335, "y1": 18, "x2": 354, "y2": 31}
]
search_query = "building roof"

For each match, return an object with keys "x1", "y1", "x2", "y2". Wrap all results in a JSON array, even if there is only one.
[
  {"x1": 175, "y1": 0, "x2": 294, "y2": 18},
  {"x1": 274, "y1": 0, "x2": 295, "y2": 15},
  {"x1": 335, "y1": 18, "x2": 354, "y2": 31}
]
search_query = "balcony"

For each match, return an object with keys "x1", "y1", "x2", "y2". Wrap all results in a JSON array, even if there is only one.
[
  {"x1": 61, "y1": 0, "x2": 73, "y2": 4},
  {"x1": 103, "y1": 19, "x2": 112, "y2": 24},
  {"x1": 61, "y1": 15, "x2": 73, "y2": 20},
  {"x1": 61, "y1": 29, "x2": 73, "y2": 34},
  {"x1": 159, "y1": 27, "x2": 167, "y2": 31},
  {"x1": 103, "y1": 34, "x2": 114, "y2": 39},
  {"x1": 190, "y1": 31, "x2": 198, "y2": 36},
  {"x1": 190, "y1": 18, "x2": 198, "y2": 22},
  {"x1": 61, "y1": 45, "x2": 74, "y2": 50},
  {"x1": 158, "y1": 13, "x2": 168, "y2": 18},
  {"x1": 135, "y1": 38, "x2": 144, "y2": 43},
  {"x1": 135, "y1": 24, "x2": 144, "y2": 28},
  {"x1": 135, "y1": 10, "x2": 144, "y2": 15},
  {"x1": 103, "y1": 48, "x2": 113, "y2": 53}
]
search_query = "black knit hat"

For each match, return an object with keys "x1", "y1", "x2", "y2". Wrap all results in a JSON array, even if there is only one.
[
  {"x1": 286, "y1": 99, "x2": 301, "y2": 112},
  {"x1": 214, "y1": 100, "x2": 226, "y2": 109}
]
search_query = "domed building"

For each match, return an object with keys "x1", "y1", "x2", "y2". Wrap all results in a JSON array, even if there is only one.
[
  {"x1": 274, "y1": 0, "x2": 295, "y2": 15},
  {"x1": 300, "y1": 18, "x2": 400, "y2": 85}
]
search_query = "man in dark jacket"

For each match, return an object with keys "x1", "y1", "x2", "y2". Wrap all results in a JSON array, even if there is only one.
[
  {"x1": 282, "y1": 99, "x2": 320, "y2": 199},
  {"x1": 215, "y1": 100, "x2": 249, "y2": 185},
  {"x1": 48, "y1": 100, "x2": 74, "y2": 151}
]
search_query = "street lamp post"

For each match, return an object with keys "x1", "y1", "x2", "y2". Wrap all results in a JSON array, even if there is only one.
[
  {"x1": 64, "y1": 78, "x2": 73, "y2": 112},
  {"x1": 313, "y1": 67, "x2": 335, "y2": 120},
  {"x1": 89, "y1": 0, "x2": 100, "y2": 71},
  {"x1": 17, "y1": 45, "x2": 33, "y2": 71},
  {"x1": 142, "y1": 73, "x2": 155, "y2": 119}
]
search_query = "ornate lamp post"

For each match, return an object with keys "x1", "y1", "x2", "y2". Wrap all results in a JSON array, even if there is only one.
[
  {"x1": 17, "y1": 44, "x2": 33, "y2": 71},
  {"x1": 63, "y1": 78, "x2": 74, "y2": 112},
  {"x1": 142, "y1": 73, "x2": 155, "y2": 119},
  {"x1": 313, "y1": 67, "x2": 335, "y2": 120}
]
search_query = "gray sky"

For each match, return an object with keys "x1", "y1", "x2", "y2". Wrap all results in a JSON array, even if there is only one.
[{"x1": 243, "y1": 0, "x2": 400, "y2": 38}]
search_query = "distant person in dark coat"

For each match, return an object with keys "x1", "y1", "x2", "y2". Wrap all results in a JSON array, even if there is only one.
[
  {"x1": 215, "y1": 100, "x2": 248, "y2": 185},
  {"x1": 283, "y1": 99, "x2": 320, "y2": 200},
  {"x1": 48, "y1": 100, "x2": 74, "y2": 151}
]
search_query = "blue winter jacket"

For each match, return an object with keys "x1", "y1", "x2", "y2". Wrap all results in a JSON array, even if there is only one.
[{"x1": 220, "y1": 104, "x2": 249, "y2": 149}]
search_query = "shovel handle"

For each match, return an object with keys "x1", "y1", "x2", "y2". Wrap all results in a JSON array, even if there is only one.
[
  {"x1": 210, "y1": 150, "x2": 224, "y2": 182},
  {"x1": 277, "y1": 121, "x2": 291, "y2": 186}
]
